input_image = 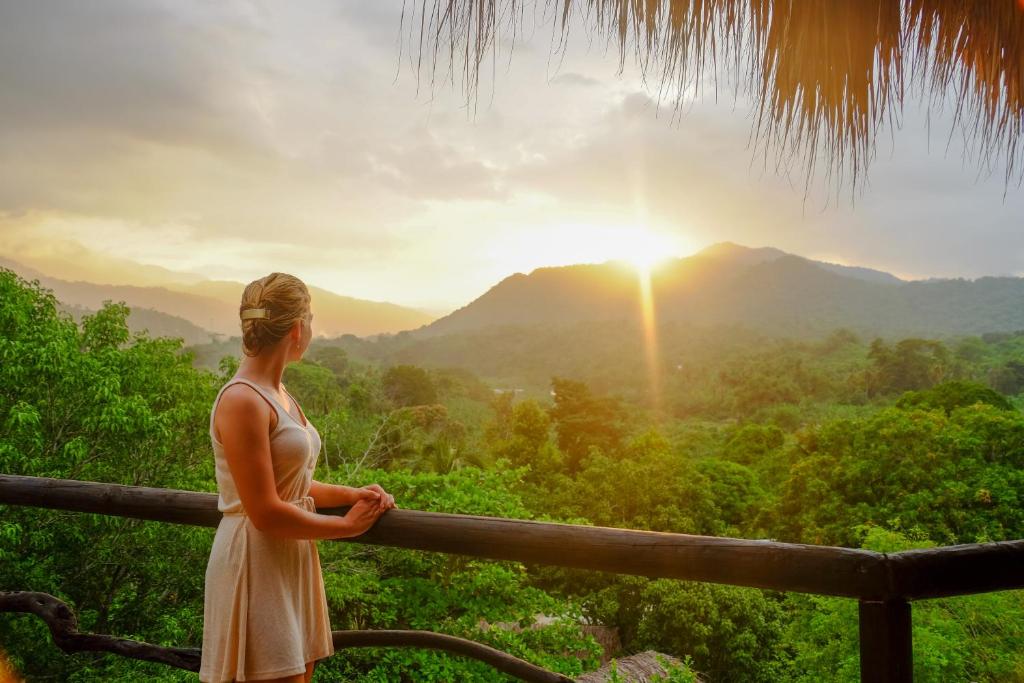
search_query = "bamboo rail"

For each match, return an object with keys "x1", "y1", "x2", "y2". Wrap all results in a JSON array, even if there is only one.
[{"x1": 4, "y1": 474, "x2": 1024, "y2": 682}]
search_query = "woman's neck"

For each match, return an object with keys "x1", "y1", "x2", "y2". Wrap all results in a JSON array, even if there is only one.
[{"x1": 236, "y1": 349, "x2": 291, "y2": 390}]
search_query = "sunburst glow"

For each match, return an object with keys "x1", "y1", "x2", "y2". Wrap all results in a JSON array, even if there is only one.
[
  {"x1": 616, "y1": 229, "x2": 681, "y2": 271},
  {"x1": 637, "y1": 261, "x2": 661, "y2": 412},
  {"x1": 486, "y1": 223, "x2": 693, "y2": 275}
]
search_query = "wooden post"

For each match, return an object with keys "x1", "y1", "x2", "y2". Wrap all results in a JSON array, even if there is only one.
[{"x1": 859, "y1": 599, "x2": 912, "y2": 683}]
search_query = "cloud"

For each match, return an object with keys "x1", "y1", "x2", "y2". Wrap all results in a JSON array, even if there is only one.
[
  {"x1": 367, "y1": 130, "x2": 508, "y2": 200},
  {"x1": 0, "y1": 226, "x2": 206, "y2": 287},
  {"x1": 0, "y1": 1, "x2": 513, "y2": 232},
  {"x1": 0, "y1": 2, "x2": 268, "y2": 151},
  {"x1": 495, "y1": 88, "x2": 1024, "y2": 279},
  {"x1": 549, "y1": 72, "x2": 601, "y2": 87},
  {"x1": 0, "y1": 1, "x2": 1021, "y2": 309}
]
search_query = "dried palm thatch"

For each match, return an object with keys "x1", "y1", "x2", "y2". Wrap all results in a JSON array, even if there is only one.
[
  {"x1": 397, "y1": 0, "x2": 1024, "y2": 199},
  {"x1": 575, "y1": 649, "x2": 701, "y2": 682}
]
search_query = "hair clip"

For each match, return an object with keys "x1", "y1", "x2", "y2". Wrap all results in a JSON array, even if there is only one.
[{"x1": 240, "y1": 308, "x2": 269, "y2": 320}]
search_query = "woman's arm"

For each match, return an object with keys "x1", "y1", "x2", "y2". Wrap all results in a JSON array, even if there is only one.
[
  {"x1": 309, "y1": 480, "x2": 372, "y2": 508},
  {"x1": 310, "y1": 479, "x2": 397, "y2": 512},
  {"x1": 216, "y1": 384, "x2": 383, "y2": 540}
]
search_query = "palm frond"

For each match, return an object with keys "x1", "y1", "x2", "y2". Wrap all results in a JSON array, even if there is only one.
[{"x1": 401, "y1": 0, "x2": 1024, "y2": 197}]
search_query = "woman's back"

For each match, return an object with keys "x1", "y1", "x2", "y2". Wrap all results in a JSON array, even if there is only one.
[
  {"x1": 200, "y1": 376, "x2": 335, "y2": 682},
  {"x1": 209, "y1": 377, "x2": 322, "y2": 514}
]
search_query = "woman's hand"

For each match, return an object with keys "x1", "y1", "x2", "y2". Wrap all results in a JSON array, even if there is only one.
[
  {"x1": 358, "y1": 483, "x2": 396, "y2": 513},
  {"x1": 340, "y1": 497, "x2": 385, "y2": 538}
]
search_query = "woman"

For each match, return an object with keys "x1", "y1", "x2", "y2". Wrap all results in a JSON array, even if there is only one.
[{"x1": 200, "y1": 272, "x2": 395, "y2": 683}]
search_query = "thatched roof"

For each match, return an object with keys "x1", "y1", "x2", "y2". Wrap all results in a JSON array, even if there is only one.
[
  {"x1": 400, "y1": 0, "x2": 1024, "y2": 198},
  {"x1": 576, "y1": 650, "x2": 703, "y2": 682}
]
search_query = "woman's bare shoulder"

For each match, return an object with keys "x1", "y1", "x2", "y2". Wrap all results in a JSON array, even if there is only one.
[{"x1": 214, "y1": 383, "x2": 277, "y2": 434}]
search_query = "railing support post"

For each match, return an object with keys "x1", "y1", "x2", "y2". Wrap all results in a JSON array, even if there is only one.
[{"x1": 858, "y1": 599, "x2": 912, "y2": 683}]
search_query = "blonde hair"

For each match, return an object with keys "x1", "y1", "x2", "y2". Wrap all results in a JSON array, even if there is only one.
[{"x1": 239, "y1": 272, "x2": 311, "y2": 357}]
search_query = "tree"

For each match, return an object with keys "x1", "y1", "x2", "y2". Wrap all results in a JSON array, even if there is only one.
[
  {"x1": 767, "y1": 404, "x2": 1024, "y2": 546},
  {"x1": 505, "y1": 400, "x2": 566, "y2": 479},
  {"x1": 307, "y1": 345, "x2": 350, "y2": 380},
  {"x1": 545, "y1": 432, "x2": 719, "y2": 535},
  {"x1": 720, "y1": 423, "x2": 786, "y2": 466},
  {"x1": 782, "y1": 526, "x2": 1024, "y2": 682},
  {"x1": 895, "y1": 380, "x2": 1015, "y2": 415},
  {"x1": 0, "y1": 269, "x2": 219, "y2": 680},
  {"x1": 696, "y1": 458, "x2": 769, "y2": 536},
  {"x1": 382, "y1": 364, "x2": 438, "y2": 407},
  {"x1": 990, "y1": 360, "x2": 1024, "y2": 396},
  {"x1": 548, "y1": 377, "x2": 626, "y2": 472},
  {"x1": 283, "y1": 359, "x2": 347, "y2": 414},
  {"x1": 866, "y1": 338, "x2": 952, "y2": 396},
  {"x1": 315, "y1": 466, "x2": 603, "y2": 681},
  {"x1": 634, "y1": 580, "x2": 786, "y2": 683}
]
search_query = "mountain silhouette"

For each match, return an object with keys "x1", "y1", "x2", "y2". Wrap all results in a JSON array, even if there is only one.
[
  {"x1": 414, "y1": 242, "x2": 1021, "y2": 339},
  {"x1": 0, "y1": 256, "x2": 435, "y2": 338}
]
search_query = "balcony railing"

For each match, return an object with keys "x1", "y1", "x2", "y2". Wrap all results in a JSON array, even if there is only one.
[{"x1": 2, "y1": 473, "x2": 1023, "y2": 682}]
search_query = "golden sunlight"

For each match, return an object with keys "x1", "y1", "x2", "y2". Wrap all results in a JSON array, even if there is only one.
[
  {"x1": 637, "y1": 261, "x2": 661, "y2": 412},
  {"x1": 615, "y1": 229, "x2": 682, "y2": 271},
  {"x1": 491, "y1": 223, "x2": 694, "y2": 274}
]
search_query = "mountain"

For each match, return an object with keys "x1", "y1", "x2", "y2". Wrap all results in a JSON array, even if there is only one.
[
  {"x1": 57, "y1": 302, "x2": 217, "y2": 346},
  {"x1": 0, "y1": 245, "x2": 208, "y2": 288},
  {"x1": 413, "y1": 242, "x2": 1022, "y2": 339},
  {"x1": 160, "y1": 280, "x2": 436, "y2": 337},
  {"x1": 0, "y1": 257, "x2": 435, "y2": 338}
]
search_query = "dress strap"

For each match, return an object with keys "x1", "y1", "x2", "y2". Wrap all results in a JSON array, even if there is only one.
[
  {"x1": 210, "y1": 378, "x2": 285, "y2": 434},
  {"x1": 280, "y1": 383, "x2": 309, "y2": 427}
]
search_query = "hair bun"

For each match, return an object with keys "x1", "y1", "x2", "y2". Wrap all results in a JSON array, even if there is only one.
[{"x1": 238, "y1": 273, "x2": 310, "y2": 357}]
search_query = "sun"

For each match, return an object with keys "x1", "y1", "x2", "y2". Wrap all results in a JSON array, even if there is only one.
[
  {"x1": 484, "y1": 222, "x2": 693, "y2": 277},
  {"x1": 613, "y1": 228, "x2": 680, "y2": 272}
]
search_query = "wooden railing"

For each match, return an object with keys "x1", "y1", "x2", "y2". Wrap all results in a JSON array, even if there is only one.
[{"x1": 2, "y1": 473, "x2": 1023, "y2": 682}]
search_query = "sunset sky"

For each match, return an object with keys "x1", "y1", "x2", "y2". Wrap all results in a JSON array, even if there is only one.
[{"x1": 1, "y1": 1, "x2": 1022, "y2": 313}]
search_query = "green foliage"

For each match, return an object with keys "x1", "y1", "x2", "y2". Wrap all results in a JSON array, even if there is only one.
[
  {"x1": 284, "y1": 359, "x2": 347, "y2": 414},
  {"x1": 695, "y1": 458, "x2": 768, "y2": 536},
  {"x1": 4, "y1": 268, "x2": 1024, "y2": 681},
  {"x1": 769, "y1": 404, "x2": 1024, "y2": 546},
  {"x1": 895, "y1": 379, "x2": 1015, "y2": 414},
  {"x1": 314, "y1": 467, "x2": 602, "y2": 681},
  {"x1": 382, "y1": 364, "x2": 438, "y2": 407},
  {"x1": 538, "y1": 431, "x2": 719, "y2": 534},
  {"x1": 0, "y1": 269, "x2": 218, "y2": 681},
  {"x1": 720, "y1": 423, "x2": 786, "y2": 466},
  {"x1": 783, "y1": 526, "x2": 1024, "y2": 682},
  {"x1": 360, "y1": 404, "x2": 476, "y2": 473},
  {"x1": 990, "y1": 359, "x2": 1024, "y2": 395},
  {"x1": 307, "y1": 344, "x2": 350, "y2": 378},
  {"x1": 549, "y1": 377, "x2": 627, "y2": 472},
  {"x1": 583, "y1": 576, "x2": 785, "y2": 682},
  {"x1": 866, "y1": 338, "x2": 953, "y2": 396},
  {"x1": 633, "y1": 581, "x2": 785, "y2": 683},
  {"x1": 489, "y1": 398, "x2": 563, "y2": 475},
  {"x1": 430, "y1": 366, "x2": 494, "y2": 403}
]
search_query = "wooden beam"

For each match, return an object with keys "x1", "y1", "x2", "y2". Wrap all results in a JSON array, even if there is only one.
[
  {"x1": 886, "y1": 540, "x2": 1024, "y2": 600},
  {"x1": 858, "y1": 599, "x2": 912, "y2": 683},
  {"x1": 6, "y1": 475, "x2": 1024, "y2": 601},
  {"x1": 0, "y1": 473, "x2": 887, "y2": 598},
  {"x1": 330, "y1": 630, "x2": 573, "y2": 682},
  {"x1": 0, "y1": 591, "x2": 201, "y2": 671}
]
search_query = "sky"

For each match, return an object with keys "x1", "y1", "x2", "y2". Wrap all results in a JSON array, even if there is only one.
[{"x1": 0, "y1": 0, "x2": 1022, "y2": 313}]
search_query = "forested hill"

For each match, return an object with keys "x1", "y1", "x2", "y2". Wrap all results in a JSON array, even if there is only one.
[
  {"x1": 415, "y1": 243, "x2": 1023, "y2": 339},
  {"x1": 0, "y1": 256, "x2": 435, "y2": 337},
  {"x1": 6, "y1": 264, "x2": 1024, "y2": 682}
]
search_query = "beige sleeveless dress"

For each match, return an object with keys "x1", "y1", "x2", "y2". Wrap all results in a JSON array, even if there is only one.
[{"x1": 199, "y1": 377, "x2": 336, "y2": 682}]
